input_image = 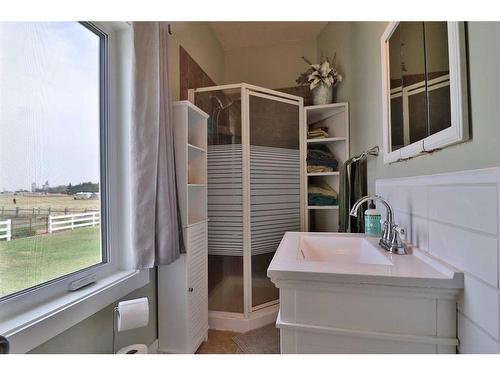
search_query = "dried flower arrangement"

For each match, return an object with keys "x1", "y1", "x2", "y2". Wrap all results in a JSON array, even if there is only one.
[{"x1": 296, "y1": 55, "x2": 343, "y2": 90}]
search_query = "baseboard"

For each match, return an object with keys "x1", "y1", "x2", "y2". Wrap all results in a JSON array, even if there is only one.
[
  {"x1": 208, "y1": 305, "x2": 279, "y2": 333},
  {"x1": 147, "y1": 339, "x2": 159, "y2": 354}
]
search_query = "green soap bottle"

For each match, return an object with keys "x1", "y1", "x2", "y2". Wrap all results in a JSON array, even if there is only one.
[{"x1": 364, "y1": 200, "x2": 381, "y2": 236}]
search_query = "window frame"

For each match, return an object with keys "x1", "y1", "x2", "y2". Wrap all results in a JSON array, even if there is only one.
[
  {"x1": 0, "y1": 22, "x2": 148, "y2": 353},
  {"x1": 82, "y1": 21, "x2": 111, "y2": 268},
  {"x1": 0, "y1": 21, "x2": 111, "y2": 304}
]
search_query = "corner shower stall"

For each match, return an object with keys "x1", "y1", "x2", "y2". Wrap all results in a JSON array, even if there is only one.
[{"x1": 189, "y1": 84, "x2": 304, "y2": 328}]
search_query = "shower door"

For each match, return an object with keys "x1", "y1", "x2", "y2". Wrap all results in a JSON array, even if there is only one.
[
  {"x1": 193, "y1": 84, "x2": 304, "y2": 320},
  {"x1": 245, "y1": 89, "x2": 303, "y2": 312},
  {"x1": 195, "y1": 87, "x2": 244, "y2": 313}
]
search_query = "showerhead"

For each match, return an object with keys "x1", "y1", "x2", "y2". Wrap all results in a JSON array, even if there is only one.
[{"x1": 210, "y1": 95, "x2": 233, "y2": 110}]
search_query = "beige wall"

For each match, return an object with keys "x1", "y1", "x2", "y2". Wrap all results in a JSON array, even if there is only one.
[
  {"x1": 316, "y1": 22, "x2": 354, "y2": 103},
  {"x1": 317, "y1": 22, "x2": 500, "y2": 192},
  {"x1": 168, "y1": 22, "x2": 225, "y2": 100},
  {"x1": 224, "y1": 40, "x2": 317, "y2": 89}
]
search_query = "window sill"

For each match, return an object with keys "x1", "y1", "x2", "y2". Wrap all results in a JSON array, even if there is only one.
[{"x1": 1, "y1": 269, "x2": 150, "y2": 353}]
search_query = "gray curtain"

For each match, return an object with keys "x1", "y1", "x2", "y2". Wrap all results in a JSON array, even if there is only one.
[{"x1": 130, "y1": 22, "x2": 183, "y2": 268}]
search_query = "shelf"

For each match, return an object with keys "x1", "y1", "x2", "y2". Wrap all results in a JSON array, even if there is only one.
[
  {"x1": 188, "y1": 143, "x2": 206, "y2": 153},
  {"x1": 174, "y1": 100, "x2": 208, "y2": 232},
  {"x1": 188, "y1": 146, "x2": 207, "y2": 184},
  {"x1": 305, "y1": 103, "x2": 348, "y2": 232},
  {"x1": 307, "y1": 137, "x2": 346, "y2": 144},
  {"x1": 305, "y1": 103, "x2": 348, "y2": 124},
  {"x1": 173, "y1": 100, "x2": 209, "y2": 120},
  {"x1": 307, "y1": 172, "x2": 340, "y2": 177},
  {"x1": 307, "y1": 205, "x2": 339, "y2": 210},
  {"x1": 188, "y1": 181, "x2": 207, "y2": 225}
]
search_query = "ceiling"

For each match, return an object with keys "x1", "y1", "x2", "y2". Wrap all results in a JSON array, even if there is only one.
[{"x1": 209, "y1": 22, "x2": 328, "y2": 50}]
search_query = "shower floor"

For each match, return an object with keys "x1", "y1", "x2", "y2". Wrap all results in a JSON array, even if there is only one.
[
  {"x1": 208, "y1": 253, "x2": 279, "y2": 313},
  {"x1": 209, "y1": 274, "x2": 278, "y2": 312}
]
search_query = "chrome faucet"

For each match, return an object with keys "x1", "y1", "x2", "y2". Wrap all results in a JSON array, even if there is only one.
[{"x1": 349, "y1": 194, "x2": 407, "y2": 255}]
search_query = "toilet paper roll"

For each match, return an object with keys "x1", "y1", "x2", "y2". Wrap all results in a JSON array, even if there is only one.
[
  {"x1": 117, "y1": 297, "x2": 149, "y2": 332},
  {"x1": 117, "y1": 344, "x2": 148, "y2": 354}
]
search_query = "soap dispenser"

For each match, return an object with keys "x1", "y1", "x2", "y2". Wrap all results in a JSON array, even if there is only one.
[{"x1": 364, "y1": 200, "x2": 381, "y2": 236}]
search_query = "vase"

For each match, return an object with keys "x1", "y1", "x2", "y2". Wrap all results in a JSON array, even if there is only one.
[{"x1": 312, "y1": 84, "x2": 333, "y2": 105}]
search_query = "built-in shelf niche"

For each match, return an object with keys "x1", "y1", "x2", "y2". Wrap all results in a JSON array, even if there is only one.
[
  {"x1": 304, "y1": 103, "x2": 349, "y2": 232},
  {"x1": 188, "y1": 110, "x2": 208, "y2": 150},
  {"x1": 188, "y1": 146, "x2": 207, "y2": 185},
  {"x1": 173, "y1": 100, "x2": 209, "y2": 229},
  {"x1": 315, "y1": 141, "x2": 348, "y2": 167},
  {"x1": 188, "y1": 185, "x2": 207, "y2": 226},
  {"x1": 306, "y1": 103, "x2": 348, "y2": 139}
]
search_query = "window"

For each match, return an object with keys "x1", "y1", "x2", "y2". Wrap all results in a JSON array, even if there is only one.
[{"x1": 0, "y1": 22, "x2": 108, "y2": 300}]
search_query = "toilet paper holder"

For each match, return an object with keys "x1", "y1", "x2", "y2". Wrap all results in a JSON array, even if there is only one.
[{"x1": 112, "y1": 297, "x2": 149, "y2": 354}]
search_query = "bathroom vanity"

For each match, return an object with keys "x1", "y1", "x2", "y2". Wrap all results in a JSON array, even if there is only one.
[{"x1": 267, "y1": 232, "x2": 464, "y2": 354}]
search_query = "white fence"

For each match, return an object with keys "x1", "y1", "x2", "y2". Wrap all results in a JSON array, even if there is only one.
[
  {"x1": 0, "y1": 219, "x2": 11, "y2": 241},
  {"x1": 48, "y1": 212, "x2": 100, "y2": 233}
]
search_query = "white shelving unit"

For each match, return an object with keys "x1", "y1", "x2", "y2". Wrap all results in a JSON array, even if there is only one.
[
  {"x1": 304, "y1": 102, "x2": 349, "y2": 232},
  {"x1": 306, "y1": 137, "x2": 347, "y2": 144},
  {"x1": 158, "y1": 101, "x2": 209, "y2": 354}
]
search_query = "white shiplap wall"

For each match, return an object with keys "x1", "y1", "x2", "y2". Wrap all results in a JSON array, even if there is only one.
[{"x1": 376, "y1": 167, "x2": 500, "y2": 353}]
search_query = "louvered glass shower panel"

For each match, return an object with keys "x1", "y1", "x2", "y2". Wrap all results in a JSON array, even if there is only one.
[
  {"x1": 195, "y1": 88, "x2": 244, "y2": 313},
  {"x1": 248, "y1": 93, "x2": 301, "y2": 310}
]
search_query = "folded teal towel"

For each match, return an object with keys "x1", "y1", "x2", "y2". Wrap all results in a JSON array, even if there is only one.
[{"x1": 308, "y1": 193, "x2": 338, "y2": 206}]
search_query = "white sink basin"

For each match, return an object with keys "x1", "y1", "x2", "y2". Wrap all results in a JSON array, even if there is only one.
[
  {"x1": 299, "y1": 235, "x2": 392, "y2": 266},
  {"x1": 267, "y1": 232, "x2": 464, "y2": 289},
  {"x1": 267, "y1": 232, "x2": 464, "y2": 354}
]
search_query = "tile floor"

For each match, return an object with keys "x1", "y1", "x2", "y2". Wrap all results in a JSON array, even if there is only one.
[{"x1": 196, "y1": 330, "x2": 242, "y2": 354}]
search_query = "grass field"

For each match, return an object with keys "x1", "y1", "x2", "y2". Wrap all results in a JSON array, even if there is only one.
[
  {"x1": 0, "y1": 193, "x2": 99, "y2": 212},
  {"x1": 0, "y1": 227, "x2": 101, "y2": 297}
]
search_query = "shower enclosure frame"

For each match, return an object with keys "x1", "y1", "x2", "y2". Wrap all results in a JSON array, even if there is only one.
[{"x1": 189, "y1": 83, "x2": 305, "y2": 329}]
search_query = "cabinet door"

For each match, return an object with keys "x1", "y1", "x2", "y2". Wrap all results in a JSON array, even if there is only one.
[{"x1": 187, "y1": 222, "x2": 208, "y2": 348}]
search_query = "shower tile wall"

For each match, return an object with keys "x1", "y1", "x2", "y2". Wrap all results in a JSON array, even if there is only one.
[
  {"x1": 275, "y1": 85, "x2": 313, "y2": 106},
  {"x1": 249, "y1": 95, "x2": 301, "y2": 308},
  {"x1": 249, "y1": 96, "x2": 299, "y2": 149},
  {"x1": 179, "y1": 46, "x2": 217, "y2": 100}
]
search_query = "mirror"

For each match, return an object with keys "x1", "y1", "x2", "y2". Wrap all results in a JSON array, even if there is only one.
[
  {"x1": 382, "y1": 22, "x2": 468, "y2": 163},
  {"x1": 425, "y1": 22, "x2": 452, "y2": 137}
]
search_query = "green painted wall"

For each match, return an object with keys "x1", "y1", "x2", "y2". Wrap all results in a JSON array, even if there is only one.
[
  {"x1": 30, "y1": 269, "x2": 157, "y2": 354},
  {"x1": 317, "y1": 22, "x2": 500, "y2": 192}
]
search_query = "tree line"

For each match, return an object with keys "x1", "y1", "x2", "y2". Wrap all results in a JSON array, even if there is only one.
[{"x1": 35, "y1": 182, "x2": 99, "y2": 194}]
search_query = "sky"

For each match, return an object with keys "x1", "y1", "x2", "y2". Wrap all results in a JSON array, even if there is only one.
[{"x1": 0, "y1": 22, "x2": 100, "y2": 191}]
